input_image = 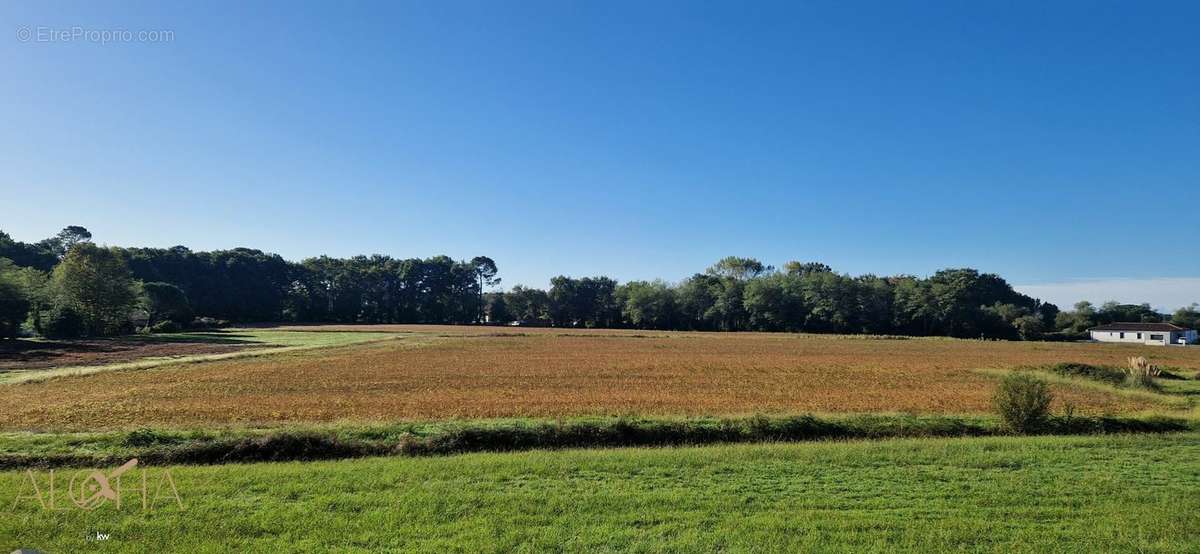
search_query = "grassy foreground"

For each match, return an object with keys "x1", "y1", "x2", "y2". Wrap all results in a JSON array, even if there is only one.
[{"x1": 4, "y1": 433, "x2": 1200, "y2": 552}]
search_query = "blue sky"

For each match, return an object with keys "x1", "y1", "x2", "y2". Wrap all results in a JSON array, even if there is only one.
[{"x1": 2, "y1": 1, "x2": 1198, "y2": 309}]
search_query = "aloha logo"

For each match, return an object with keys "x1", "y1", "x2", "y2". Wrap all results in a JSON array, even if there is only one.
[{"x1": 10, "y1": 458, "x2": 184, "y2": 512}]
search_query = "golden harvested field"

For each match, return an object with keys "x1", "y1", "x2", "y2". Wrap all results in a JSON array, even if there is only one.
[{"x1": 2, "y1": 326, "x2": 1199, "y2": 431}]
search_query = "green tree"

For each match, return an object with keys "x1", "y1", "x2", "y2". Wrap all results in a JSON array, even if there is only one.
[
  {"x1": 1012, "y1": 314, "x2": 1045, "y2": 340},
  {"x1": 1055, "y1": 301, "x2": 1097, "y2": 333},
  {"x1": 709, "y1": 278, "x2": 748, "y2": 331},
  {"x1": 744, "y1": 273, "x2": 806, "y2": 331},
  {"x1": 549, "y1": 276, "x2": 618, "y2": 327},
  {"x1": 141, "y1": 281, "x2": 192, "y2": 328},
  {"x1": 892, "y1": 276, "x2": 937, "y2": 335},
  {"x1": 783, "y1": 261, "x2": 832, "y2": 276},
  {"x1": 706, "y1": 256, "x2": 769, "y2": 281},
  {"x1": 484, "y1": 292, "x2": 511, "y2": 323},
  {"x1": 617, "y1": 280, "x2": 677, "y2": 329},
  {"x1": 37, "y1": 225, "x2": 93, "y2": 259},
  {"x1": 1037, "y1": 302, "x2": 1060, "y2": 330},
  {"x1": 856, "y1": 275, "x2": 896, "y2": 334},
  {"x1": 799, "y1": 271, "x2": 860, "y2": 332},
  {"x1": 505, "y1": 285, "x2": 550, "y2": 322},
  {"x1": 0, "y1": 258, "x2": 31, "y2": 338},
  {"x1": 1172, "y1": 303, "x2": 1200, "y2": 330},
  {"x1": 674, "y1": 274, "x2": 720, "y2": 330},
  {"x1": 697, "y1": 257, "x2": 772, "y2": 331},
  {"x1": 0, "y1": 230, "x2": 58, "y2": 271},
  {"x1": 1096, "y1": 302, "x2": 1162, "y2": 324},
  {"x1": 927, "y1": 269, "x2": 1037, "y2": 338},
  {"x1": 470, "y1": 256, "x2": 501, "y2": 323},
  {"x1": 51, "y1": 243, "x2": 139, "y2": 336},
  {"x1": 8, "y1": 264, "x2": 50, "y2": 332}
]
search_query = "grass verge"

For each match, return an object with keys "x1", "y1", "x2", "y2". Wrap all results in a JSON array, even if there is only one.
[
  {"x1": 975, "y1": 366, "x2": 1197, "y2": 410},
  {"x1": 0, "y1": 413, "x2": 1191, "y2": 469},
  {"x1": 3, "y1": 433, "x2": 1199, "y2": 552}
]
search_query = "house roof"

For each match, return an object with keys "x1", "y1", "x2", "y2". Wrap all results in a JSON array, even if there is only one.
[{"x1": 1089, "y1": 322, "x2": 1190, "y2": 332}]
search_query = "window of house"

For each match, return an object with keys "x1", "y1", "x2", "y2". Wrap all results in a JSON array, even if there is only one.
[
  {"x1": 1137, "y1": 333, "x2": 1143, "y2": 339},
  {"x1": 1150, "y1": 334, "x2": 1164, "y2": 341},
  {"x1": 1119, "y1": 332, "x2": 1125, "y2": 339}
]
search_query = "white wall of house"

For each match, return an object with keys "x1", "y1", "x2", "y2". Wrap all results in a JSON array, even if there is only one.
[
  {"x1": 1092, "y1": 330, "x2": 1164, "y2": 345},
  {"x1": 1091, "y1": 330, "x2": 1198, "y2": 345}
]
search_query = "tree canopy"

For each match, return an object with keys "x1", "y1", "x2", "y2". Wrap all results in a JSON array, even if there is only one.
[
  {"x1": 0, "y1": 258, "x2": 31, "y2": 339},
  {"x1": 51, "y1": 243, "x2": 139, "y2": 336},
  {"x1": 0, "y1": 226, "x2": 1192, "y2": 341}
]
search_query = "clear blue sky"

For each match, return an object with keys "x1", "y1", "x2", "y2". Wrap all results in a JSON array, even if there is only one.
[{"x1": 2, "y1": 1, "x2": 1198, "y2": 308}]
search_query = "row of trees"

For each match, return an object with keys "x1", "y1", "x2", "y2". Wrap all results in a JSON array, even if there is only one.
[
  {"x1": 1055, "y1": 300, "x2": 1199, "y2": 334},
  {"x1": 1, "y1": 240, "x2": 145, "y2": 338},
  {"x1": 2, "y1": 228, "x2": 1196, "y2": 340},
  {"x1": 492, "y1": 259, "x2": 1198, "y2": 339},
  {"x1": 120, "y1": 247, "x2": 500, "y2": 324},
  {"x1": 0, "y1": 227, "x2": 501, "y2": 338},
  {"x1": 484, "y1": 257, "x2": 1062, "y2": 339}
]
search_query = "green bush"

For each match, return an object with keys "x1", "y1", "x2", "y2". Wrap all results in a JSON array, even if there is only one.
[
  {"x1": 123, "y1": 428, "x2": 183, "y2": 447},
  {"x1": 993, "y1": 373, "x2": 1053, "y2": 434},
  {"x1": 1123, "y1": 357, "x2": 1162, "y2": 391},
  {"x1": 1124, "y1": 371, "x2": 1160, "y2": 391},
  {"x1": 1045, "y1": 362, "x2": 1125, "y2": 385},
  {"x1": 40, "y1": 304, "x2": 85, "y2": 339}
]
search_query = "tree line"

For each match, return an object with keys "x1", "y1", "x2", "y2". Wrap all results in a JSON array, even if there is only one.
[
  {"x1": 1, "y1": 227, "x2": 1196, "y2": 340},
  {"x1": 503, "y1": 259, "x2": 1198, "y2": 338},
  {"x1": 493, "y1": 257, "x2": 1065, "y2": 338},
  {"x1": 0, "y1": 227, "x2": 498, "y2": 338}
]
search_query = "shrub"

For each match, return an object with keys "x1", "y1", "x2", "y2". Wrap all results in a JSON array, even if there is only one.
[
  {"x1": 141, "y1": 281, "x2": 192, "y2": 326},
  {"x1": 40, "y1": 304, "x2": 85, "y2": 339},
  {"x1": 130, "y1": 432, "x2": 376, "y2": 466},
  {"x1": 1045, "y1": 362, "x2": 1125, "y2": 385},
  {"x1": 123, "y1": 428, "x2": 183, "y2": 447},
  {"x1": 1012, "y1": 315, "x2": 1045, "y2": 341},
  {"x1": 993, "y1": 373, "x2": 1053, "y2": 434},
  {"x1": 1123, "y1": 357, "x2": 1162, "y2": 391}
]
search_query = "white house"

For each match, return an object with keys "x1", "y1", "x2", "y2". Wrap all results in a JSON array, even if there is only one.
[{"x1": 1088, "y1": 322, "x2": 1198, "y2": 346}]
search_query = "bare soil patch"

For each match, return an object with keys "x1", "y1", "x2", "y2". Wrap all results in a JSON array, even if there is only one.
[{"x1": 0, "y1": 335, "x2": 263, "y2": 371}]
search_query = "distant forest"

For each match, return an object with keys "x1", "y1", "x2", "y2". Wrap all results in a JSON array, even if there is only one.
[{"x1": 2, "y1": 226, "x2": 1197, "y2": 340}]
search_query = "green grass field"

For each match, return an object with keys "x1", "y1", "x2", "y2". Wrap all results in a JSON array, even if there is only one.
[{"x1": 4, "y1": 433, "x2": 1199, "y2": 552}]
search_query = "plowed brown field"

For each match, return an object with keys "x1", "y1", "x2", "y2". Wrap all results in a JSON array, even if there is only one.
[{"x1": 2, "y1": 327, "x2": 1197, "y2": 431}]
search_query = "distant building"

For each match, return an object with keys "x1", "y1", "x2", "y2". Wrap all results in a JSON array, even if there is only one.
[{"x1": 1088, "y1": 322, "x2": 1198, "y2": 345}]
